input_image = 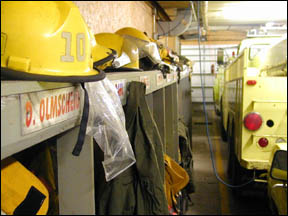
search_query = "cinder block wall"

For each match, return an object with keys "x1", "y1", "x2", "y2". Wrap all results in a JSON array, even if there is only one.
[{"x1": 73, "y1": 1, "x2": 153, "y2": 37}]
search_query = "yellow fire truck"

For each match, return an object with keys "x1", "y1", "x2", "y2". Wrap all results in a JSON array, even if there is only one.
[
  {"x1": 221, "y1": 35, "x2": 287, "y2": 191},
  {"x1": 213, "y1": 50, "x2": 235, "y2": 118},
  {"x1": 213, "y1": 65, "x2": 225, "y2": 116}
]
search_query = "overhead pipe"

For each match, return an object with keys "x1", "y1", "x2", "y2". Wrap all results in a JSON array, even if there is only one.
[
  {"x1": 152, "y1": 8, "x2": 157, "y2": 40},
  {"x1": 156, "y1": 1, "x2": 196, "y2": 37},
  {"x1": 200, "y1": 1, "x2": 209, "y2": 34},
  {"x1": 191, "y1": 1, "x2": 198, "y2": 23},
  {"x1": 181, "y1": 1, "x2": 208, "y2": 39},
  {"x1": 186, "y1": 24, "x2": 264, "y2": 33}
]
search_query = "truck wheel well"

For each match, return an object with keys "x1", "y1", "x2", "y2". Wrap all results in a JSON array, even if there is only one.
[
  {"x1": 269, "y1": 197, "x2": 278, "y2": 215},
  {"x1": 220, "y1": 97, "x2": 223, "y2": 113},
  {"x1": 227, "y1": 114, "x2": 235, "y2": 137}
]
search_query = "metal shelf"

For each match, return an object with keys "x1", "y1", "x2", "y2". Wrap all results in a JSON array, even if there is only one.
[
  {"x1": 1, "y1": 81, "x2": 83, "y2": 160},
  {"x1": 106, "y1": 70, "x2": 190, "y2": 105},
  {"x1": 1, "y1": 69, "x2": 190, "y2": 160}
]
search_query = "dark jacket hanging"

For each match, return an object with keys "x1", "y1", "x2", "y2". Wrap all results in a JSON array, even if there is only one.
[
  {"x1": 178, "y1": 118, "x2": 195, "y2": 194},
  {"x1": 94, "y1": 81, "x2": 169, "y2": 215}
]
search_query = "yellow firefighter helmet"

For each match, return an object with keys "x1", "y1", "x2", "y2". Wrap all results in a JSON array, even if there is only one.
[
  {"x1": 1, "y1": 1, "x2": 111, "y2": 82},
  {"x1": 94, "y1": 33, "x2": 140, "y2": 71},
  {"x1": 90, "y1": 32, "x2": 117, "y2": 71},
  {"x1": 164, "y1": 154, "x2": 189, "y2": 207},
  {"x1": 115, "y1": 27, "x2": 150, "y2": 42}
]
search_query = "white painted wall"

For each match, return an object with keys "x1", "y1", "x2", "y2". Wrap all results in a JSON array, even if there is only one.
[{"x1": 181, "y1": 44, "x2": 238, "y2": 102}]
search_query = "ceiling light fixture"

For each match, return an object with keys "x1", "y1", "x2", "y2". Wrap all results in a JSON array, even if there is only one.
[{"x1": 221, "y1": 1, "x2": 287, "y2": 22}]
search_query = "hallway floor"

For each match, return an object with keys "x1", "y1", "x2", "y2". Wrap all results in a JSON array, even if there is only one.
[{"x1": 185, "y1": 103, "x2": 271, "y2": 215}]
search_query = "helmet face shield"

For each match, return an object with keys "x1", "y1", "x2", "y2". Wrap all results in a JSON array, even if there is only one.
[
  {"x1": 121, "y1": 35, "x2": 162, "y2": 65},
  {"x1": 120, "y1": 38, "x2": 139, "y2": 69},
  {"x1": 115, "y1": 27, "x2": 162, "y2": 68},
  {"x1": 112, "y1": 52, "x2": 131, "y2": 68},
  {"x1": 168, "y1": 50, "x2": 180, "y2": 63},
  {"x1": 1, "y1": 1, "x2": 105, "y2": 82}
]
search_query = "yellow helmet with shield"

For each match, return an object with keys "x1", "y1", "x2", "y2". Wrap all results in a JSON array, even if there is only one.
[
  {"x1": 90, "y1": 32, "x2": 117, "y2": 71},
  {"x1": 115, "y1": 27, "x2": 162, "y2": 71},
  {"x1": 94, "y1": 33, "x2": 140, "y2": 71}
]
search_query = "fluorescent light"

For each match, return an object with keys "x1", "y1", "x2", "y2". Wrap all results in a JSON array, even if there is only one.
[
  {"x1": 265, "y1": 22, "x2": 275, "y2": 28},
  {"x1": 221, "y1": 1, "x2": 287, "y2": 21}
]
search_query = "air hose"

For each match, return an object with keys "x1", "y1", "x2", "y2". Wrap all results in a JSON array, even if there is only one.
[{"x1": 196, "y1": 1, "x2": 254, "y2": 188}]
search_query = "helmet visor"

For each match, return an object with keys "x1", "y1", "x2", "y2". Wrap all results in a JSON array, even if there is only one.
[{"x1": 122, "y1": 35, "x2": 162, "y2": 64}]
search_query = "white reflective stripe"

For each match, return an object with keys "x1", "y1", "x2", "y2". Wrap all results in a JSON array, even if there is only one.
[
  {"x1": 61, "y1": 32, "x2": 74, "y2": 62},
  {"x1": 76, "y1": 33, "x2": 85, "y2": 62}
]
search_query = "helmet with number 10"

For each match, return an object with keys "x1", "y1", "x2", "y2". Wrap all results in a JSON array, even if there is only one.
[{"x1": 1, "y1": 1, "x2": 109, "y2": 82}]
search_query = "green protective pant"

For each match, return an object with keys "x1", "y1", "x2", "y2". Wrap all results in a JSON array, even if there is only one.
[
  {"x1": 178, "y1": 118, "x2": 195, "y2": 194},
  {"x1": 95, "y1": 82, "x2": 169, "y2": 215}
]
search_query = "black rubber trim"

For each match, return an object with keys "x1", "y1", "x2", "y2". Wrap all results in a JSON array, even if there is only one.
[
  {"x1": 93, "y1": 49, "x2": 117, "y2": 68},
  {"x1": 1, "y1": 66, "x2": 106, "y2": 83},
  {"x1": 104, "y1": 67, "x2": 143, "y2": 72},
  {"x1": 13, "y1": 186, "x2": 46, "y2": 215},
  {"x1": 72, "y1": 83, "x2": 89, "y2": 156}
]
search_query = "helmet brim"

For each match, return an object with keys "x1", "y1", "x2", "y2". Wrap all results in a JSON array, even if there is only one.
[
  {"x1": 104, "y1": 67, "x2": 143, "y2": 72},
  {"x1": 1, "y1": 67, "x2": 106, "y2": 83}
]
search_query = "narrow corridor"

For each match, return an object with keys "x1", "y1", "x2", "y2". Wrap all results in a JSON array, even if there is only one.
[{"x1": 185, "y1": 103, "x2": 271, "y2": 215}]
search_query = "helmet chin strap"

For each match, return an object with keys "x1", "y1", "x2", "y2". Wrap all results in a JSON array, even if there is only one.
[
  {"x1": 72, "y1": 82, "x2": 89, "y2": 156},
  {"x1": 93, "y1": 49, "x2": 117, "y2": 68},
  {"x1": 72, "y1": 66, "x2": 106, "y2": 156}
]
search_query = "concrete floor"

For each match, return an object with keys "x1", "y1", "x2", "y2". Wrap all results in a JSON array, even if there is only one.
[{"x1": 184, "y1": 103, "x2": 271, "y2": 215}]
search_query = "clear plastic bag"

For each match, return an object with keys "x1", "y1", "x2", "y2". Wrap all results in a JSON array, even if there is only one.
[{"x1": 86, "y1": 78, "x2": 136, "y2": 181}]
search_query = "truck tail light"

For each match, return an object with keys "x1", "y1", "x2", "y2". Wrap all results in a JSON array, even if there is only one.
[
  {"x1": 247, "y1": 80, "x2": 257, "y2": 85},
  {"x1": 258, "y1": 137, "x2": 268, "y2": 148},
  {"x1": 244, "y1": 112, "x2": 262, "y2": 131}
]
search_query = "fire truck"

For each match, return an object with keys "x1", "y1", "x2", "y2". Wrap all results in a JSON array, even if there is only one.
[
  {"x1": 213, "y1": 65, "x2": 225, "y2": 116},
  {"x1": 221, "y1": 35, "x2": 287, "y2": 191},
  {"x1": 213, "y1": 54, "x2": 235, "y2": 119}
]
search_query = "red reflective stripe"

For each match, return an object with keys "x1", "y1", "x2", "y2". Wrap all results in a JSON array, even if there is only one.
[
  {"x1": 258, "y1": 137, "x2": 269, "y2": 147},
  {"x1": 247, "y1": 80, "x2": 257, "y2": 85},
  {"x1": 244, "y1": 113, "x2": 262, "y2": 131}
]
